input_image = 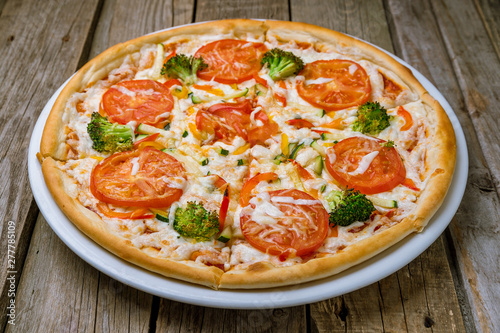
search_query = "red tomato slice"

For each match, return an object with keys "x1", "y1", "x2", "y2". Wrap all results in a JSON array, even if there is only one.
[
  {"x1": 90, "y1": 147, "x2": 186, "y2": 208},
  {"x1": 195, "y1": 39, "x2": 267, "y2": 84},
  {"x1": 324, "y1": 136, "x2": 406, "y2": 194},
  {"x1": 239, "y1": 172, "x2": 278, "y2": 207},
  {"x1": 240, "y1": 189, "x2": 329, "y2": 258},
  {"x1": 286, "y1": 118, "x2": 314, "y2": 129},
  {"x1": 101, "y1": 80, "x2": 174, "y2": 127},
  {"x1": 297, "y1": 60, "x2": 371, "y2": 111},
  {"x1": 196, "y1": 100, "x2": 277, "y2": 146}
]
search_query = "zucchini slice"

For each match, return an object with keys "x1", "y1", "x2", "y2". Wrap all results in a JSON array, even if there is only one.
[
  {"x1": 366, "y1": 196, "x2": 398, "y2": 208},
  {"x1": 310, "y1": 139, "x2": 326, "y2": 156},
  {"x1": 313, "y1": 155, "x2": 323, "y2": 176},
  {"x1": 150, "y1": 208, "x2": 169, "y2": 223},
  {"x1": 217, "y1": 226, "x2": 232, "y2": 243},
  {"x1": 289, "y1": 142, "x2": 304, "y2": 159}
]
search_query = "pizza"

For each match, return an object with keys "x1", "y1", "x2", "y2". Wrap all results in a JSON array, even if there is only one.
[{"x1": 38, "y1": 19, "x2": 456, "y2": 289}]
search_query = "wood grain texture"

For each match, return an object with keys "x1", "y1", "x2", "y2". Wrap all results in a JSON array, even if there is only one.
[
  {"x1": 386, "y1": 0, "x2": 500, "y2": 331},
  {"x1": 89, "y1": 0, "x2": 187, "y2": 59},
  {"x1": 5, "y1": 215, "x2": 100, "y2": 333},
  {"x1": 474, "y1": 0, "x2": 500, "y2": 60},
  {"x1": 156, "y1": 298, "x2": 305, "y2": 333},
  {"x1": 290, "y1": 0, "x2": 393, "y2": 52},
  {"x1": 0, "y1": 0, "x2": 101, "y2": 330},
  {"x1": 430, "y1": 0, "x2": 500, "y2": 194},
  {"x1": 194, "y1": 0, "x2": 289, "y2": 22}
]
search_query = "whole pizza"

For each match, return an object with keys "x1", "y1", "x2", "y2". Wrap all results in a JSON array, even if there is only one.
[{"x1": 39, "y1": 19, "x2": 456, "y2": 289}]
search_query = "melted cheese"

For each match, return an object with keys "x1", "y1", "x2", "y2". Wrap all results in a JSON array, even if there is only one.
[{"x1": 59, "y1": 31, "x2": 433, "y2": 270}]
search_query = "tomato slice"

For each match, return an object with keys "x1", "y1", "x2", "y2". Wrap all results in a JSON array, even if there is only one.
[
  {"x1": 196, "y1": 100, "x2": 277, "y2": 146},
  {"x1": 240, "y1": 172, "x2": 278, "y2": 207},
  {"x1": 240, "y1": 189, "x2": 329, "y2": 258},
  {"x1": 195, "y1": 39, "x2": 267, "y2": 84},
  {"x1": 324, "y1": 136, "x2": 406, "y2": 194},
  {"x1": 90, "y1": 147, "x2": 186, "y2": 208},
  {"x1": 101, "y1": 80, "x2": 174, "y2": 127},
  {"x1": 297, "y1": 60, "x2": 371, "y2": 111}
]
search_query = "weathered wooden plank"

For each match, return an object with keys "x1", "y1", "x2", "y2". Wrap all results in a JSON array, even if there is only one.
[
  {"x1": 431, "y1": 0, "x2": 500, "y2": 194},
  {"x1": 0, "y1": 0, "x2": 102, "y2": 330},
  {"x1": 420, "y1": 236, "x2": 465, "y2": 332},
  {"x1": 474, "y1": 0, "x2": 500, "y2": 60},
  {"x1": 156, "y1": 298, "x2": 306, "y2": 332},
  {"x1": 94, "y1": 274, "x2": 153, "y2": 333},
  {"x1": 5, "y1": 215, "x2": 100, "y2": 333},
  {"x1": 377, "y1": 273, "x2": 407, "y2": 332},
  {"x1": 290, "y1": 0, "x2": 393, "y2": 52},
  {"x1": 385, "y1": 1, "x2": 500, "y2": 331},
  {"x1": 194, "y1": 0, "x2": 289, "y2": 22},
  {"x1": 89, "y1": 0, "x2": 177, "y2": 59}
]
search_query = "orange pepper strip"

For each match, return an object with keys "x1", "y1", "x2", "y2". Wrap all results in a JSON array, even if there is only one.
[
  {"x1": 330, "y1": 225, "x2": 339, "y2": 237},
  {"x1": 402, "y1": 178, "x2": 420, "y2": 191},
  {"x1": 253, "y1": 74, "x2": 269, "y2": 88},
  {"x1": 164, "y1": 78, "x2": 182, "y2": 89},
  {"x1": 397, "y1": 106, "x2": 413, "y2": 131},
  {"x1": 322, "y1": 118, "x2": 344, "y2": 129},
  {"x1": 163, "y1": 50, "x2": 176, "y2": 65},
  {"x1": 188, "y1": 123, "x2": 202, "y2": 140},
  {"x1": 97, "y1": 202, "x2": 154, "y2": 219},
  {"x1": 192, "y1": 84, "x2": 225, "y2": 96},
  {"x1": 290, "y1": 159, "x2": 319, "y2": 198},
  {"x1": 134, "y1": 133, "x2": 160, "y2": 148},
  {"x1": 239, "y1": 172, "x2": 278, "y2": 207}
]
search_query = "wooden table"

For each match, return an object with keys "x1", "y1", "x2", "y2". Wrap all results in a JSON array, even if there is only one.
[{"x1": 1, "y1": 0, "x2": 499, "y2": 331}]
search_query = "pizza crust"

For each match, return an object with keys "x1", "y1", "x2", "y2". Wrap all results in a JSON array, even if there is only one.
[
  {"x1": 39, "y1": 19, "x2": 456, "y2": 289},
  {"x1": 42, "y1": 157, "x2": 223, "y2": 288}
]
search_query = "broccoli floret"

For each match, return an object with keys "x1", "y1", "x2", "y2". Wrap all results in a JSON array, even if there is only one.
[
  {"x1": 161, "y1": 54, "x2": 208, "y2": 85},
  {"x1": 351, "y1": 102, "x2": 392, "y2": 135},
  {"x1": 261, "y1": 48, "x2": 304, "y2": 81},
  {"x1": 326, "y1": 189, "x2": 375, "y2": 227},
  {"x1": 87, "y1": 112, "x2": 133, "y2": 153},
  {"x1": 173, "y1": 202, "x2": 219, "y2": 242}
]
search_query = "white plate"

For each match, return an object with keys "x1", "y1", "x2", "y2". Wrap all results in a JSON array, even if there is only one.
[{"x1": 28, "y1": 28, "x2": 468, "y2": 309}]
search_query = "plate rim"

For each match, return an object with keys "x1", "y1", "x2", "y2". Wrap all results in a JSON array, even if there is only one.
[{"x1": 28, "y1": 21, "x2": 468, "y2": 310}]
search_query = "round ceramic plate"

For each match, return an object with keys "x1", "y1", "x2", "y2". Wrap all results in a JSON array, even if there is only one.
[{"x1": 28, "y1": 26, "x2": 468, "y2": 310}]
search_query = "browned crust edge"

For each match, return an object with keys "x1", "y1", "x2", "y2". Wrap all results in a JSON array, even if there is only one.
[
  {"x1": 39, "y1": 19, "x2": 457, "y2": 290},
  {"x1": 42, "y1": 157, "x2": 223, "y2": 289},
  {"x1": 40, "y1": 19, "x2": 269, "y2": 159}
]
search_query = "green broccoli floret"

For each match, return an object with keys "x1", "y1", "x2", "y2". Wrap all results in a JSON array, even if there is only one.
[
  {"x1": 87, "y1": 112, "x2": 133, "y2": 153},
  {"x1": 161, "y1": 54, "x2": 208, "y2": 85},
  {"x1": 326, "y1": 189, "x2": 375, "y2": 227},
  {"x1": 351, "y1": 102, "x2": 392, "y2": 135},
  {"x1": 173, "y1": 202, "x2": 219, "y2": 242},
  {"x1": 261, "y1": 48, "x2": 304, "y2": 81}
]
